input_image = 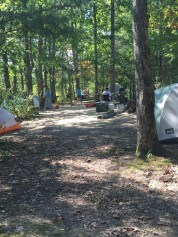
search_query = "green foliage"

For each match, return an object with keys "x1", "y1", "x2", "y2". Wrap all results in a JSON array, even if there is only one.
[
  {"x1": 0, "y1": 88, "x2": 7, "y2": 105},
  {"x1": 1, "y1": 90, "x2": 35, "y2": 119},
  {"x1": 0, "y1": 0, "x2": 177, "y2": 100}
]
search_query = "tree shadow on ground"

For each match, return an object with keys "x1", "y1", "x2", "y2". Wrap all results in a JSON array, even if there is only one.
[{"x1": 0, "y1": 106, "x2": 178, "y2": 236}]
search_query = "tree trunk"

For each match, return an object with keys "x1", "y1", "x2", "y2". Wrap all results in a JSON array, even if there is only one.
[
  {"x1": 61, "y1": 65, "x2": 65, "y2": 100},
  {"x1": 44, "y1": 38, "x2": 48, "y2": 86},
  {"x1": 60, "y1": 50, "x2": 65, "y2": 100},
  {"x1": 68, "y1": 69, "x2": 73, "y2": 106},
  {"x1": 13, "y1": 74, "x2": 17, "y2": 93},
  {"x1": 110, "y1": 0, "x2": 115, "y2": 94},
  {"x1": 50, "y1": 37, "x2": 56, "y2": 103},
  {"x1": 24, "y1": 28, "x2": 33, "y2": 95},
  {"x1": 38, "y1": 36, "x2": 43, "y2": 98},
  {"x1": 133, "y1": 0, "x2": 161, "y2": 158},
  {"x1": 72, "y1": 46, "x2": 80, "y2": 90},
  {"x1": 157, "y1": 0, "x2": 164, "y2": 85},
  {"x1": 11, "y1": 58, "x2": 17, "y2": 93},
  {"x1": 71, "y1": 23, "x2": 80, "y2": 91},
  {"x1": 44, "y1": 66, "x2": 48, "y2": 86},
  {"x1": 20, "y1": 67, "x2": 24, "y2": 91},
  {"x1": 2, "y1": 49, "x2": 11, "y2": 90},
  {"x1": 93, "y1": 1, "x2": 99, "y2": 98}
]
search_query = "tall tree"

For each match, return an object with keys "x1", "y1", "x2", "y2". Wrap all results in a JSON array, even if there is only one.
[
  {"x1": 2, "y1": 48, "x2": 11, "y2": 90},
  {"x1": 133, "y1": 0, "x2": 161, "y2": 158},
  {"x1": 110, "y1": 0, "x2": 115, "y2": 94},
  {"x1": 21, "y1": 0, "x2": 33, "y2": 95},
  {"x1": 49, "y1": 36, "x2": 56, "y2": 103},
  {"x1": 93, "y1": 1, "x2": 99, "y2": 98},
  {"x1": 37, "y1": 35, "x2": 43, "y2": 98}
]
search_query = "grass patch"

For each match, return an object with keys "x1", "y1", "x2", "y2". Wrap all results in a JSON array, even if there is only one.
[{"x1": 130, "y1": 156, "x2": 172, "y2": 171}]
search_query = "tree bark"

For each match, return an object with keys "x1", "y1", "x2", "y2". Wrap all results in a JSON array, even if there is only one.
[
  {"x1": 60, "y1": 50, "x2": 65, "y2": 99},
  {"x1": 20, "y1": 67, "x2": 24, "y2": 91},
  {"x1": 13, "y1": 74, "x2": 17, "y2": 93},
  {"x1": 68, "y1": 69, "x2": 73, "y2": 106},
  {"x1": 71, "y1": 22, "x2": 80, "y2": 91},
  {"x1": 157, "y1": 0, "x2": 164, "y2": 84},
  {"x1": 110, "y1": 0, "x2": 115, "y2": 94},
  {"x1": 133, "y1": 0, "x2": 161, "y2": 158},
  {"x1": 24, "y1": 28, "x2": 33, "y2": 95},
  {"x1": 38, "y1": 36, "x2": 43, "y2": 98},
  {"x1": 2, "y1": 49, "x2": 11, "y2": 90},
  {"x1": 44, "y1": 38, "x2": 48, "y2": 86},
  {"x1": 93, "y1": 1, "x2": 99, "y2": 98},
  {"x1": 50, "y1": 37, "x2": 56, "y2": 103}
]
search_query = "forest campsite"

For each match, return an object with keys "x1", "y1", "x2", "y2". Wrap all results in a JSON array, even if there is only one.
[{"x1": 0, "y1": 0, "x2": 178, "y2": 236}]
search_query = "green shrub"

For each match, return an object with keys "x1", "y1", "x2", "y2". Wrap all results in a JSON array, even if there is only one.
[{"x1": 1, "y1": 90, "x2": 35, "y2": 119}]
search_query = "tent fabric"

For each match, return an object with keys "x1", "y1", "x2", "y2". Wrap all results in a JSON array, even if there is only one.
[
  {"x1": 0, "y1": 123, "x2": 21, "y2": 135},
  {"x1": 33, "y1": 96, "x2": 40, "y2": 108},
  {"x1": 0, "y1": 108, "x2": 22, "y2": 135},
  {"x1": 155, "y1": 83, "x2": 178, "y2": 141},
  {"x1": 109, "y1": 83, "x2": 122, "y2": 95}
]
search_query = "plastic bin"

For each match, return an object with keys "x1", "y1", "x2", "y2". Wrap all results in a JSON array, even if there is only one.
[{"x1": 96, "y1": 102, "x2": 108, "y2": 112}]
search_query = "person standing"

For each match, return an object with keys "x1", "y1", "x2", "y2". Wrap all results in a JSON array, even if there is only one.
[{"x1": 44, "y1": 86, "x2": 55, "y2": 110}]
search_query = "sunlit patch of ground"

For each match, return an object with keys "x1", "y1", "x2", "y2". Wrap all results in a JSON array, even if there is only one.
[
  {"x1": 1, "y1": 105, "x2": 178, "y2": 237},
  {"x1": 119, "y1": 156, "x2": 178, "y2": 193}
]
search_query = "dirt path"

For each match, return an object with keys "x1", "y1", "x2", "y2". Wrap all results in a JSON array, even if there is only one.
[{"x1": 0, "y1": 106, "x2": 178, "y2": 237}]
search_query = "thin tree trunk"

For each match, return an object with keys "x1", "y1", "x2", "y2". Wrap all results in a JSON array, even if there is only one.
[
  {"x1": 72, "y1": 74, "x2": 75, "y2": 98},
  {"x1": 13, "y1": 74, "x2": 17, "y2": 93},
  {"x1": 20, "y1": 67, "x2": 24, "y2": 91},
  {"x1": 110, "y1": 0, "x2": 115, "y2": 94},
  {"x1": 61, "y1": 50, "x2": 65, "y2": 99},
  {"x1": 12, "y1": 58, "x2": 17, "y2": 92},
  {"x1": 61, "y1": 66, "x2": 65, "y2": 100},
  {"x1": 72, "y1": 45, "x2": 80, "y2": 90},
  {"x1": 24, "y1": 28, "x2": 33, "y2": 95},
  {"x1": 133, "y1": 0, "x2": 161, "y2": 158},
  {"x1": 71, "y1": 22, "x2": 80, "y2": 91},
  {"x1": 30, "y1": 36, "x2": 34, "y2": 71},
  {"x1": 44, "y1": 38, "x2": 48, "y2": 86},
  {"x1": 51, "y1": 37, "x2": 56, "y2": 103},
  {"x1": 157, "y1": 0, "x2": 164, "y2": 84},
  {"x1": 2, "y1": 49, "x2": 11, "y2": 89},
  {"x1": 38, "y1": 36, "x2": 43, "y2": 98},
  {"x1": 68, "y1": 69, "x2": 73, "y2": 106},
  {"x1": 93, "y1": 1, "x2": 99, "y2": 98},
  {"x1": 44, "y1": 67, "x2": 48, "y2": 86}
]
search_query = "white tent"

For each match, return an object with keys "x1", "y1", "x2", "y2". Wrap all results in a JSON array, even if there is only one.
[
  {"x1": 0, "y1": 108, "x2": 21, "y2": 135},
  {"x1": 33, "y1": 96, "x2": 40, "y2": 108},
  {"x1": 109, "y1": 83, "x2": 123, "y2": 94},
  {"x1": 155, "y1": 83, "x2": 178, "y2": 141}
]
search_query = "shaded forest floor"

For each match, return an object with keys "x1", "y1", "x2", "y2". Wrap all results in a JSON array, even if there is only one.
[{"x1": 0, "y1": 105, "x2": 178, "y2": 237}]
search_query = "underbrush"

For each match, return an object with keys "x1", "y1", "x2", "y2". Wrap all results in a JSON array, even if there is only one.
[{"x1": 1, "y1": 90, "x2": 37, "y2": 119}]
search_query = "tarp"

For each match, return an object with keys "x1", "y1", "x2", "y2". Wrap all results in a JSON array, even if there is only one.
[{"x1": 109, "y1": 83, "x2": 123, "y2": 94}]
